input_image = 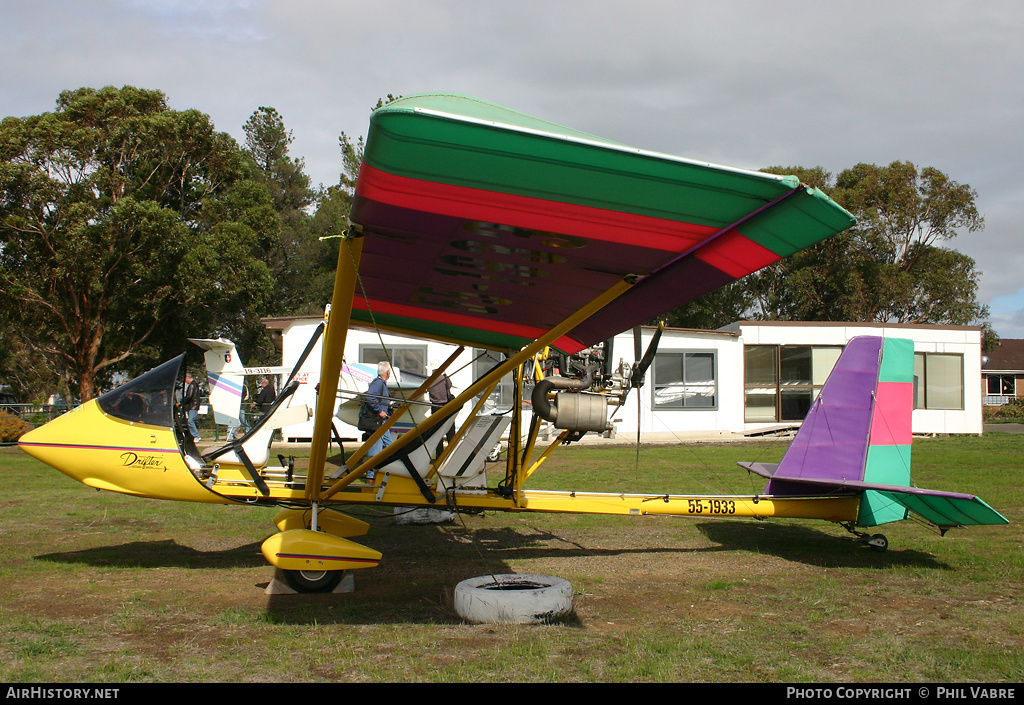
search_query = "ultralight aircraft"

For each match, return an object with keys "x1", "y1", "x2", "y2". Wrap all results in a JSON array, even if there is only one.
[{"x1": 19, "y1": 94, "x2": 1007, "y2": 593}]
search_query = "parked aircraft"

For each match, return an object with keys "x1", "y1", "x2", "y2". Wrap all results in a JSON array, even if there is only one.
[
  {"x1": 189, "y1": 337, "x2": 426, "y2": 437},
  {"x1": 17, "y1": 94, "x2": 1006, "y2": 593}
]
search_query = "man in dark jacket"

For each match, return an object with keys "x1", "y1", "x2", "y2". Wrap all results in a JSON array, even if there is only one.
[
  {"x1": 364, "y1": 362, "x2": 394, "y2": 465},
  {"x1": 180, "y1": 372, "x2": 201, "y2": 442},
  {"x1": 254, "y1": 376, "x2": 276, "y2": 415},
  {"x1": 429, "y1": 373, "x2": 456, "y2": 456}
]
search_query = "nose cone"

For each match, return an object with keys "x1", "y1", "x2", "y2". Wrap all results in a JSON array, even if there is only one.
[
  {"x1": 18, "y1": 414, "x2": 66, "y2": 461},
  {"x1": 17, "y1": 404, "x2": 93, "y2": 471},
  {"x1": 16, "y1": 400, "x2": 225, "y2": 503}
]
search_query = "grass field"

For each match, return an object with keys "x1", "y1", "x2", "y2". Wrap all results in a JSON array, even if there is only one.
[{"x1": 0, "y1": 433, "x2": 1021, "y2": 683}]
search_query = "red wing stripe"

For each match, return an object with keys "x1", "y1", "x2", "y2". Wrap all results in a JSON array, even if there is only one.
[
  {"x1": 693, "y1": 229, "x2": 781, "y2": 278},
  {"x1": 357, "y1": 163, "x2": 718, "y2": 252},
  {"x1": 353, "y1": 297, "x2": 584, "y2": 353}
]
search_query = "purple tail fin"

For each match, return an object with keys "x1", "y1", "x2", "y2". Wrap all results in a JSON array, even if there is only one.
[
  {"x1": 740, "y1": 336, "x2": 1008, "y2": 529},
  {"x1": 767, "y1": 336, "x2": 885, "y2": 491}
]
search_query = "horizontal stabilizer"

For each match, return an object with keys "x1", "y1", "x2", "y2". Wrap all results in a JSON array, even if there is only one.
[
  {"x1": 739, "y1": 461, "x2": 779, "y2": 480},
  {"x1": 738, "y1": 461, "x2": 1008, "y2": 527},
  {"x1": 869, "y1": 489, "x2": 1008, "y2": 528}
]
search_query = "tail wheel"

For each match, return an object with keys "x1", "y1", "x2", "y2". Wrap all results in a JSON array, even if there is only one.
[
  {"x1": 867, "y1": 534, "x2": 889, "y2": 552},
  {"x1": 840, "y1": 523, "x2": 890, "y2": 553},
  {"x1": 283, "y1": 569, "x2": 343, "y2": 593}
]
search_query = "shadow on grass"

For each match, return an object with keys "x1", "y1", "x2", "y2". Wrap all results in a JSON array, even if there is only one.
[
  {"x1": 29, "y1": 517, "x2": 949, "y2": 626},
  {"x1": 260, "y1": 520, "x2": 951, "y2": 625},
  {"x1": 695, "y1": 521, "x2": 950, "y2": 570},
  {"x1": 35, "y1": 539, "x2": 267, "y2": 569},
  {"x1": 365, "y1": 520, "x2": 948, "y2": 570}
]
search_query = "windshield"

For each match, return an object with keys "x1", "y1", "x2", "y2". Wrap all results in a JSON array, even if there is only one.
[{"x1": 97, "y1": 355, "x2": 184, "y2": 427}]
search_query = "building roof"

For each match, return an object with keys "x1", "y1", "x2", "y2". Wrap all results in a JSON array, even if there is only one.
[
  {"x1": 984, "y1": 339, "x2": 1024, "y2": 372},
  {"x1": 721, "y1": 320, "x2": 981, "y2": 332}
]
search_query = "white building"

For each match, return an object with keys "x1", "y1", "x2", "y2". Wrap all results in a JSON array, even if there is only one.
[{"x1": 260, "y1": 317, "x2": 983, "y2": 442}]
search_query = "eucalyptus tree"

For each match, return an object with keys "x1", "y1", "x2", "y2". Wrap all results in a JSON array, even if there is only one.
[
  {"x1": 663, "y1": 161, "x2": 989, "y2": 331},
  {"x1": 0, "y1": 86, "x2": 276, "y2": 400}
]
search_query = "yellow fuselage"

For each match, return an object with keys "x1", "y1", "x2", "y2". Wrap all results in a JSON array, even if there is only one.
[
  {"x1": 19, "y1": 400, "x2": 229, "y2": 504},
  {"x1": 18, "y1": 398, "x2": 860, "y2": 524}
]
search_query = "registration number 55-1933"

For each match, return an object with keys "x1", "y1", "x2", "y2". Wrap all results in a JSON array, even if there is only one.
[{"x1": 686, "y1": 499, "x2": 736, "y2": 515}]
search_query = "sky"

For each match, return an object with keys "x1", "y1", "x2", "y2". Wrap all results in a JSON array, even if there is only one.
[{"x1": 3, "y1": 0, "x2": 1023, "y2": 336}]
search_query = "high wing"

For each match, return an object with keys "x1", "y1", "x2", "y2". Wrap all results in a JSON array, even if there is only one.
[
  {"x1": 348, "y1": 94, "x2": 856, "y2": 353},
  {"x1": 307, "y1": 94, "x2": 858, "y2": 494}
]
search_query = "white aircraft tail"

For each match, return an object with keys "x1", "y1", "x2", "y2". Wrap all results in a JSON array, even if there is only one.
[{"x1": 188, "y1": 338, "x2": 246, "y2": 426}]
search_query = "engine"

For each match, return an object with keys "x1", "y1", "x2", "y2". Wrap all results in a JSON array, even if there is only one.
[{"x1": 531, "y1": 339, "x2": 634, "y2": 435}]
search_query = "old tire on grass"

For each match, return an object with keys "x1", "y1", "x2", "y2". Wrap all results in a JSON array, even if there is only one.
[{"x1": 454, "y1": 574, "x2": 574, "y2": 624}]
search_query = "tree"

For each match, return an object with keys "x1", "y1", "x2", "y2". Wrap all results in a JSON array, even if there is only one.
[
  {"x1": 661, "y1": 161, "x2": 990, "y2": 331},
  {"x1": 241, "y1": 106, "x2": 322, "y2": 332},
  {"x1": 278, "y1": 95, "x2": 398, "y2": 319},
  {"x1": 779, "y1": 161, "x2": 987, "y2": 325},
  {"x1": 0, "y1": 86, "x2": 277, "y2": 400},
  {"x1": 659, "y1": 282, "x2": 750, "y2": 330},
  {"x1": 333, "y1": 94, "x2": 398, "y2": 203}
]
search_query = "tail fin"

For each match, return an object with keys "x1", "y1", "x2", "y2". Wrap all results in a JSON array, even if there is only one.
[
  {"x1": 741, "y1": 336, "x2": 1007, "y2": 529},
  {"x1": 189, "y1": 338, "x2": 246, "y2": 426}
]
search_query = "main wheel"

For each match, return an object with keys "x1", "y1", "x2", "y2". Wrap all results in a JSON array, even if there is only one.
[
  {"x1": 454, "y1": 574, "x2": 574, "y2": 624},
  {"x1": 867, "y1": 534, "x2": 889, "y2": 552},
  {"x1": 282, "y1": 569, "x2": 344, "y2": 593}
]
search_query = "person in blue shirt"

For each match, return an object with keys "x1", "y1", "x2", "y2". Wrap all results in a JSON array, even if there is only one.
[{"x1": 364, "y1": 362, "x2": 394, "y2": 469}]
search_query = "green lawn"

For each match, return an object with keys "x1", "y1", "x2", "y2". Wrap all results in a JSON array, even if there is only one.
[{"x1": 0, "y1": 434, "x2": 1021, "y2": 683}]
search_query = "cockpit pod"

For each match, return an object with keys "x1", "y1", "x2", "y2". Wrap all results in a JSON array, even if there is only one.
[
  {"x1": 18, "y1": 355, "x2": 230, "y2": 504},
  {"x1": 96, "y1": 355, "x2": 182, "y2": 428}
]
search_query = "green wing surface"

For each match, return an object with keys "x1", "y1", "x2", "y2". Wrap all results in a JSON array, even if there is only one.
[{"x1": 350, "y1": 94, "x2": 855, "y2": 351}]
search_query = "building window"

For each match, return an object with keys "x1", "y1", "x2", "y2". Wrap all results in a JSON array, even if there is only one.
[
  {"x1": 471, "y1": 348, "x2": 537, "y2": 411},
  {"x1": 915, "y1": 353, "x2": 964, "y2": 410},
  {"x1": 744, "y1": 345, "x2": 843, "y2": 422},
  {"x1": 359, "y1": 344, "x2": 427, "y2": 377},
  {"x1": 653, "y1": 352, "x2": 717, "y2": 409},
  {"x1": 986, "y1": 374, "x2": 1016, "y2": 397}
]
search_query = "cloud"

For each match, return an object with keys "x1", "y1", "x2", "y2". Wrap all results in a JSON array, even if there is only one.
[{"x1": 3, "y1": 0, "x2": 1023, "y2": 333}]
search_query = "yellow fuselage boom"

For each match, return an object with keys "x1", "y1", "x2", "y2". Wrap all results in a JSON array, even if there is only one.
[{"x1": 20, "y1": 399, "x2": 859, "y2": 524}]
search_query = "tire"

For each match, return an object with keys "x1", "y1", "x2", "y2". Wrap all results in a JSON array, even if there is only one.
[
  {"x1": 454, "y1": 574, "x2": 574, "y2": 624},
  {"x1": 282, "y1": 569, "x2": 344, "y2": 593}
]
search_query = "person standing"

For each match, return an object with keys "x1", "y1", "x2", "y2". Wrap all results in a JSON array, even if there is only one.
[
  {"x1": 180, "y1": 372, "x2": 201, "y2": 442},
  {"x1": 429, "y1": 372, "x2": 456, "y2": 457},
  {"x1": 254, "y1": 376, "x2": 276, "y2": 416},
  {"x1": 364, "y1": 362, "x2": 394, "y2": 465}
]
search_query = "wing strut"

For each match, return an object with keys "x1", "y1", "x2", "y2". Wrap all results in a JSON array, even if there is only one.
[
  {"x1": 319, "y1": 277, "x2": 635, "y2": 503},
  {"x1": 306, "y1": 235, "x2": 364, "y2": 501}
]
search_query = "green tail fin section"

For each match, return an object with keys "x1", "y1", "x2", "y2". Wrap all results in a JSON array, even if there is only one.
[{"x1": 862, "y1": 490, "x2": 1009, "y2": 528}]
